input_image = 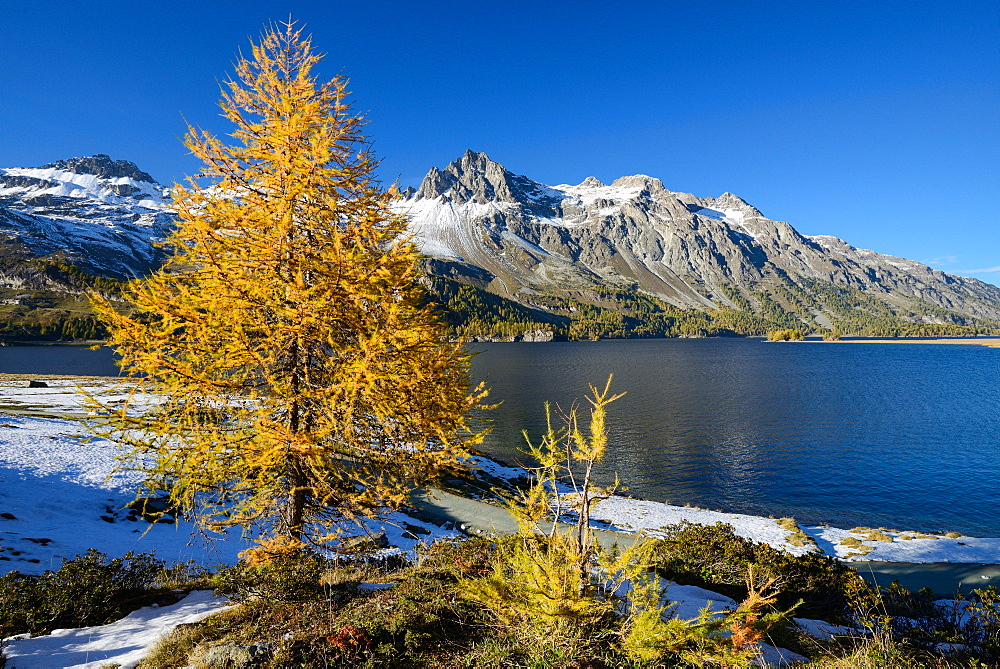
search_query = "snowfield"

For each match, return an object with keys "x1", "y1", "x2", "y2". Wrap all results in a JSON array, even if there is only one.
[{"x1": 2, "y1": 590, "x2": 230, "y2": 669}]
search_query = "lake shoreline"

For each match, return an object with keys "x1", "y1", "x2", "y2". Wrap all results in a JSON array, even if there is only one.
[
  {"x1": 804, "y1": 337, "x2": 1000, "y2": 348},
  {"x1": 1, "y1": 372, "x2": 997, "y2": 571}
]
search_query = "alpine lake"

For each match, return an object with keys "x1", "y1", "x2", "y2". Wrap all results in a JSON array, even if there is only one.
[{"x1": 2, "y1": 337, "x2": 998, "y2": 537}]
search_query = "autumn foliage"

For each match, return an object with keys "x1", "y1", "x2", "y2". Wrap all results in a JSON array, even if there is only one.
[{"x1": 93, "y1": 22, "x2": 485, "y2": 547}]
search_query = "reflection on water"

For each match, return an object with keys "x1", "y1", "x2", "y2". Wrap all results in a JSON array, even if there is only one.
[{"x1": 471, "y1": 339, "x2": 1000, "y2": 536}]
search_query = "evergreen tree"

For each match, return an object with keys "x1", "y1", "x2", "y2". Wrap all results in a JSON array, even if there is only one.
[{"x1": 93, "y1": 22, "x2": 485, "y2": 550}]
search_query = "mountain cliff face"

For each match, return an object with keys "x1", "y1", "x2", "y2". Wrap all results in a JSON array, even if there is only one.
[
  {"x1": 400, "y1": 150, "x2": 1000, "y2": 328},
  {"x1": 0, "y1": 154, "x2": 173, "y2": 284}
]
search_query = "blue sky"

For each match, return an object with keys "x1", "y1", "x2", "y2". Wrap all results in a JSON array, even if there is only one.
[{"x1": 2, "y1": 1, "x2": 997, "y2": 285}]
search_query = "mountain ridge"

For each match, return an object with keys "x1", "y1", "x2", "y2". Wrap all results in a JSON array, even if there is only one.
[
  {"x1": 0, "y1": 154, "x2": 172, "y2": 281},
  {"x1": 0, "y1": 151, "x2": 997, "y2": 341},
  {"x1": 399, "y1": 151, "x2": 1000, "y2": 333}
]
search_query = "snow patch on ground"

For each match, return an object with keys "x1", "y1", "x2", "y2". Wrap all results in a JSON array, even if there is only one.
[
  {"x1": 0, "y1": 414, "x2": 250, "y2": 574},
  {"x1": 2, "y1": 590, "x2": 230, "y2": 669},
  {"x1": 589, "y1": 495, "x2": 817, "y2": 556}
]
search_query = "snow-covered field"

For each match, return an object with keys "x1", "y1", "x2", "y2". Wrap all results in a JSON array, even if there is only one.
[{"x1": 2, "y1": 590, "x2": 230, "y2": 669}]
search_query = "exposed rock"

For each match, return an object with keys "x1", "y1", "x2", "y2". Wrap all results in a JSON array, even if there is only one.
[
  {"x1": 400, "y1": 151, "x2": 1000, "y2": 324},
  {"x1": 519, "y1": 329, "x2": 555, "y2": 342},
  {"x1": 40, "y1": 154, "x2": 157, "y2": 182},
  {"x1": 24, "y1": 380, "x2": 48, "y2": 388},
  {"x1": 339, "y1": 531, "x2": 390, "y2": 552},
  {"x1": 126, "y1": 495, "x2": 176, "y2": 522},
  {"x1": 201, "y1": 642, "x2": 273, "y2": 668}
]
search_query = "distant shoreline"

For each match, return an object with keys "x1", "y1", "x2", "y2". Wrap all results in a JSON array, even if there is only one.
[{"x1": 810, "y1": 338, "x2": 1000, "y2": 348}]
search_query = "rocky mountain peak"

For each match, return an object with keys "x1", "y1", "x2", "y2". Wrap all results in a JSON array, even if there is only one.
[
  {"x1": 579, "y1": 176, "x2": 605, "y2": 188},
  {"x1": 610, "y1": 174, "x2": 666, "y2": 193},
  {"x1": 712, "y1": 192, "x2": 751, "y2": 209},
  {"x1": 414, "y1": 151, "x2": 560, "y2": 215},
  {"x1": 40, "y1": 155, "x2": 157, "y2": 184}
]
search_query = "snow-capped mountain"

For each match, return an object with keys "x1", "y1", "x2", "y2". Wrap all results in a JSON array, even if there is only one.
[
  {"x1": 399, "y1": 150, "x2": 1000, "y2": 324},
  {"x1": 1, "y1": 151, "x2": 998, "y2": 333},
  {"x1": 0, "y1": 155, "x2": 174, "y2": 280}
]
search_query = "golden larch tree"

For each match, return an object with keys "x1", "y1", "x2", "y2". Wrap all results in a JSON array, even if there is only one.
[{"x1": 93, "y1": 22, "x2": 485, "y2": 549}]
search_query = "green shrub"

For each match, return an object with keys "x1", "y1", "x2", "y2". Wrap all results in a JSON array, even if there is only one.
[
  {"x1": 650, "y1": 521, "x2": 870, "y2": 621},
  {"x1": 211, "y1": 548, "x2": 329, "y2": 603},
  {"x1": 840, "y1": 583, "x2": 1000, "y2": 664},
  {"x1": 175, "y1": 539, "x2": 497, "y2": 666},
  {"x1": 325, "y1": 539, "x2": 494, "y2": 662},
  {"x1": 0, "y1": 549, "x2": 165, "y2": 637}
]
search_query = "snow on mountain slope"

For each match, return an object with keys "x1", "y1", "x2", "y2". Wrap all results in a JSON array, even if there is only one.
[
  {"x1": 0, "y1": 155, "x2": 174, "y2": 279},
  {"x1": 398, "y1": 151, "x2": 1000, "y2": 322}
]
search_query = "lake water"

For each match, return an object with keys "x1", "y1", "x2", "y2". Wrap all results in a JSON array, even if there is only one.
[
  {"x1": 2, "y1": 339, "x2": 998, "y2": 536},
  {"x1": 469, "y1": 339, "x2": 1000, "y2": 537}
]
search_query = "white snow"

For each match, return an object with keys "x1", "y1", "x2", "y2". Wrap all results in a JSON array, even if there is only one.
[
  {"x1": 793, "y1": 617, "x2": 859, "y2": 640},
  {"x1": 589, "y1": 495, "x2": 818, "y2": 557},
  {"x1": 500, "y1": 229, "x2": 550, "y2": 257},
  {"x1": 694, "y1": 207, "x2": 757, "y2": 238},
  {"x1": 2, "y1": 590, "x2": 230, "y2": 669},
  {"x1": 588, "y1": 494, "x2": 1000, "y2": 563},
  {"x1": 0, "y1": 167, "x2": 167, "y2": 209},
  {"x1": 0, "y1": 413, "x2": 251, "y2": 573},
  {"x1": 551, "y1": 179, "x2": 647, "y2": 217}
]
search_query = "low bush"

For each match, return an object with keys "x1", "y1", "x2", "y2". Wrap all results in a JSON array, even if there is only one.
[
  {"x1": 0, "y1": 549, "x2": 165, "y2": 638},
  {"x1": 211, "y1": 548, "x2": 329, "y2": 603},
  {"x1": 650, "y1": 521, "x2": 870, "y2": 621},
  {"x1": 848, "y1": 582, "x2": 1000, "y2": 664},
  {"x1": 145, "y1": 539, "x2": 497, "y2": 667}
]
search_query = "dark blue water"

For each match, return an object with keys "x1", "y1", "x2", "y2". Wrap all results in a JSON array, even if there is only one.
[
  {"x1": 0, "y1": 345, "x2": 121, "y2": 376},
  {"x1": 2, "y1": 340, "x2": 998, "y2": 536},
  {"x1": 469, "y1": 339, "x2": 1000, "y2": 537}
]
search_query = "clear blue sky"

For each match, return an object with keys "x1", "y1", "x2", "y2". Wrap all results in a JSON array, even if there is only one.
[{"x1": 2, "y1": 1, "x2": 997, "y2": 285}]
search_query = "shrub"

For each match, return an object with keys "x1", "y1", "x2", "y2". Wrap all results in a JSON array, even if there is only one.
[
  {"x1": 0, "y1": 549, "x2": 165, "y2": 637},
  {"x1": 211, "y1": 548, "x2": 329, "y2": 603},
  {"x1": 650, "y1": 521, "x2": 870, "y2": 620},
  {"x1": 324, "y1": 539, "x2": 492, "y2": 662},
  {"x1": 840, "y1": 583, "x2": 1000, "y2": 665}
]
